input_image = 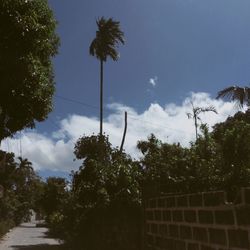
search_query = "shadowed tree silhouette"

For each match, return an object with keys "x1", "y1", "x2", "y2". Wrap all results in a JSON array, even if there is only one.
[
  {"x1": 89, "y1": 17, "x2": 125, "y2": 136},
  {"x1": 0, "y1": 0, "x2": 59, "y2": 143},
  {"x1": 187, "y1": 102, "x2": 217, "y2": 140},
  {"x1": 217, "y1": 85, "x2": 250, "y2": 108}
]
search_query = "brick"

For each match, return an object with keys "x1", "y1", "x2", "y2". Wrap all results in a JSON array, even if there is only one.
[
  {"x1": 200, "y1": 245, "x2": 215, "y2": 250},
  {"x1": 228, "y1": 229, "x2": 249, "y2": 248},
  {"x1": 236, "y1": 206, "x2": 250, "y2": 225},
  {"x1": 151, "y1": 223, "x2": 158, "y2": 234},
  {"x1": 188, "y1": 243, "x2": 199, "y2": 250},
  {"x1": 163, "y1": 210, "x2": 171, "y2": 221},
  {"x1": 244, "y1": 188, "x2": 250, "y2": 204},
  {"x1": 166, "y1": 196, "x2": 176, "y2": 208},
  {"x1": 174, "y1": 240, "x2": 186, "y2": 250},
  {"x1": 159, "y1": 224, "x2": 168, "y2": 237},
  {"x1": 193, "y1": 227, "x2": 208, "y2": 242},
  {"x1": 154, "y1": 210, "x2": 161, "y2": 221},
  {"x1": 227, "y1": 189, "x2": 242, "y2": 204},
  {"x1": 169, "y1": 224, "x2": 179, "y2": 238},
  {"x1": 172, "y1": 210, "x2": 183, "y2": 222},
  {"x1": 214, "y1": 209, "x2": 234, "y2": 225},
  {"x1": 147, "y1": 210, "x2": 154, "y2": 220},
  {"x1": 177, "y1": 195, "x2": 188, "y2": 207},
  {"x1": 184, "y1": 210, "x2": 197, "y2": 223},
  {"x1": 198, "y1": 210, "x2": 213, "y2": 224},
  {"x1": 146, "y1": 223, "x2": 150, "y2": 233},
  {"x1": 147, "y1": 234, "x2": 155, "y2": 245},
  {"x1": 180, "y1": 225, "x2": 192, "y2": 240},
  {"x1": 190, "y1": 194, "x2": 203, "y2": 206},
  {"x1": 149, "y1": 199, "x2": 157, "y2": 208},
  {"x1": 158, "y1": 198, "x2": 165, "y2": 208},
  {"x1": 155, "y1": 236, "x2": 164, "y2": 248},
  {"x1": 209, "y1": 228, "x2": 226, "y2": 245},
  {"x1": 203, "y1": 191, "x2": 225, "y2": 206},
  {"x1": 163, "y1": 238, "x2": 174, "y2": 249}
]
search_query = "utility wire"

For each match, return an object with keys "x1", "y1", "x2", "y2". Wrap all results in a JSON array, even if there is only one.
[
  {"x1": 54, "y1": 94, "x2": 189, "y2": 134},
  {"x1": 55, "y1": 94, "x2": 99, "y2": 110}
]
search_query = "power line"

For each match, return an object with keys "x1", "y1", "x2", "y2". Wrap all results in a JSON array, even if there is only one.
[
  {"x1": 55, "y1": 94, "x2": 99, "y2": 110},
  {"x1": 53, "y1": 94, "x2": 189, "y2": 134},
  {"x1": 47, "y1": 117, "x2": 61, "y2": 130}
]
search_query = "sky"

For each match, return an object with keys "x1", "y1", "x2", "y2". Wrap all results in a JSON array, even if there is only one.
[{"x1": 3, "y1": 0, "x2": 250, "y2": 177}]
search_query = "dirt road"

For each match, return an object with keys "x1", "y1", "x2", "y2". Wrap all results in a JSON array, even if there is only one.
[{"x1": 0, "y1": 220, "x2": 64, "y2": 250}]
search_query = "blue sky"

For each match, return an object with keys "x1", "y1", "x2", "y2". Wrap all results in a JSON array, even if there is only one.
[
  {"x1": 3, "y1": 0, "x2": 250, "y2": 175},
  {"x1": 42, "y1": 0, "x2": 250, "y2": 128}
]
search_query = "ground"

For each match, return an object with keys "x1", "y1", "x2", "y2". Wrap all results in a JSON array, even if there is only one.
[{"x1": 0, "y1": 218, "x2": 64, "y2": 250}]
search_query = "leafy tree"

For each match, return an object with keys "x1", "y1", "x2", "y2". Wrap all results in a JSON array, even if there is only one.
[
  {"x1": 63, "y1": 134, "x2": 142, "y2": 250},
  {"x1": 138, "y1": 132, "x2": 221, "y2": 196},
  {"x1": 40, "y1": 177, "x2": 68, "y2": 218},
  {"x1": 212, "y1": 111, "x2": 250, "y2": 196},
  {"x1": 0, "y1": 151, "x2": 43, "y2": 233},
  {"x1": 0, "y1": 0, "x2": 59, "y2": 141},
  {"x1": 217, "y1": 85, "x2": 250, "y2": 108},
  {"x1": 89, "y1": 17, "x2": 124, "y2": 136}
]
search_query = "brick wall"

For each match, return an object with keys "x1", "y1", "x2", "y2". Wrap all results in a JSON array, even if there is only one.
[{"x1": 144, "y1": 188, "x2": 250, "y2": 250}]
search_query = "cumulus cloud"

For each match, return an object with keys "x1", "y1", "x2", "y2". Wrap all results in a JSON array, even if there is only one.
[
  {"x1": 1, "y1": 92, "x2": 238, "y2": 172},
  {"x1": 149, "y1": 76, "x2": 158, "y2": 87}
]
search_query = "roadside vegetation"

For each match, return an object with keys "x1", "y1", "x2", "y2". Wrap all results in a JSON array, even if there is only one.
[
  {"x1": 34, "y1": 109, "x2": 250, "y2": 250},
  {"x1": 2, "y1": 0, "x2": 250, "y2": 249}
]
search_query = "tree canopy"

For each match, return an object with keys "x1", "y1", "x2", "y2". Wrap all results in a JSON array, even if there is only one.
[{"x1": 0, "y1": 0, "x2": 59, "y2": 141}]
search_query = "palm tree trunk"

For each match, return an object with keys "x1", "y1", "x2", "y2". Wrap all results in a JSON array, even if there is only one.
[
  {"x1": 194, "y1": 116, "x2": 198, "y2": 140},
  {"x1": 120, "y1": 111, "x2": 127, "y2": 153},
  {"x1": 100, "y1": 60, "x2": 103, "y2": 136}
]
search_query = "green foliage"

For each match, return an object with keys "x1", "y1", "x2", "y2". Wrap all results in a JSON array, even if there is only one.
[
  {"x1": 139, "y1": 111, "x2": 250, "y2": 199},
  {"x1": 57, "y1": 134, "x2": 142, "y2": 250},
  {"x1": 89, "y1": 17, "x2": 125, "y2": 62},
  {"x1": 40, "y1": 177, "x2": 68, "y2": 218},
  {"x1": 217, "y1": 85, "x2": 250, "y2": 108},
  {"x1": 0, "y1": 151, "x2": 43, "y2": 234},
  {"x1": 0, "y1": 0, "x2": 59, "y2": 140},
  {"x1": 212, "y1": 111, "x2": 250, "y2": 196}
]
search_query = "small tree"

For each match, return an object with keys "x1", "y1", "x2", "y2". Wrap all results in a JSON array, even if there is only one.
[
  {"x1": 187, "y1": 102, "x2": 217, "y2": 140},
  {"x1": 68, "y1": 134, "x2": 142, "y2": 250}
]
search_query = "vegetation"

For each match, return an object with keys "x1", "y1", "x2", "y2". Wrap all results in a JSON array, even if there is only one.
[
  {"x1": 1, "y1": 3, "x2": 250, "y2": 249},
  {"x1": 187, "y1": 102, "x2": 217, "y2": 140},
  {"x1": 89, "y1": 17, "x2": 125, "y2": 136},
  {"x1": 60, "y1": 134, "x2": 141, "y2": 249},
  {"x1": 217, "y1": 85, "x2": 250, "y2": 108},
  {"x1": 0, "y1": 151, "x2": 43, "y2": 237},
  {"x1": 0, "y1": 0, "x2": 59, "y2": 142}
]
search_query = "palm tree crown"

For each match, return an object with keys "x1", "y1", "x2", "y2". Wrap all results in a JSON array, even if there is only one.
[
  {"x1": 217, "y1": 85, "x2": 250, "y2": 108},
  {"x1": 187, "y1": 102, "x2": 217, "y2": 140},
  {"x1": 89, "y1": 17, "x2": 125, "y2": 62}
]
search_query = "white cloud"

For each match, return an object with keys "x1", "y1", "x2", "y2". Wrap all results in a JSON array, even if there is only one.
[
  {"x1": 1, "y1": 92, "x2": 238, "y2": 172},
  {"x1": 149, "y1": 76, "x2": 158, "y2": 87}
]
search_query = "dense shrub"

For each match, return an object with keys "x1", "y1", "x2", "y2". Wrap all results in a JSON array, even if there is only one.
[{"x1": 0, "y1": 151, "x2": 43, "y2": 235}]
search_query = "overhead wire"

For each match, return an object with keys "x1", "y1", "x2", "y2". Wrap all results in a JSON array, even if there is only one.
[{"x1": 54, "y1": 94, "x2": 188, "y2": 134}]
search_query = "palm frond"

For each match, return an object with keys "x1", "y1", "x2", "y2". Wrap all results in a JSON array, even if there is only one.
[
  {"x1": 217, "y1": 85, "x2": 250, "y2": 108},
  {"x1": 89, "y1": 17, "x2": 125, "y2": 62},
  {"x1": 200, "y1": 105, "x2": 217, "y2": 114},
  {"x1": 217, "y1": 86, "x2": 237, "y2": 99},
  {"x1": 186, "y1": 112, "x2": 192, "y2": 119}
]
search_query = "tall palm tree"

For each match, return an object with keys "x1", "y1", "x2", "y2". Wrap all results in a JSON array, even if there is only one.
[
  {"x1": 187, "y1": 102, "x2": 217, "y2": 140},
  {"x1": 217, "y1": 85, "x2": 250, "y2": 108},
  {"x1": 89, "y1": 17, "x2": 125, "y2": 136}
]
